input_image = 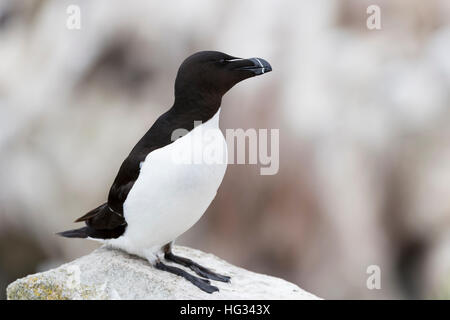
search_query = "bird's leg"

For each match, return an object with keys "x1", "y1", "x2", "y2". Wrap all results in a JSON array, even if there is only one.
[
  {"x1": 163, "y1": 243, "x2": 231, "y2": 283},
  {"x1": 154, "y1": 260, "x2": 219, "y2": 294}
]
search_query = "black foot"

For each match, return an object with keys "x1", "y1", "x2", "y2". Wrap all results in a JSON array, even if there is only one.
[
  {"x1": 165, "y1": 251, "x2": 231, "y2": 283},
  {"x1": 155, "y1": 261, "x2": 219, "y2": 294}
]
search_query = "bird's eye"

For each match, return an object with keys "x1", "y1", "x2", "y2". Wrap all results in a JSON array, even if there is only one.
[{"x1": 218, "y1": 59, "x2": 227, "y2": 65}]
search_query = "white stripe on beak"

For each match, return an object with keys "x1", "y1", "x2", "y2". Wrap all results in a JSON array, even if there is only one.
[{"x1": 254, "y1": 58, "x2": 265, "y2": 74}]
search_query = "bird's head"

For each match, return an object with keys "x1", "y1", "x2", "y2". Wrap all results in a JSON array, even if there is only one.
[{"x1": 174, "y1": 51, "x2": 272, "y2": 105}]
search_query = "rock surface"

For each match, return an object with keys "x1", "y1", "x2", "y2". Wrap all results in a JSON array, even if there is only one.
[{"x1": 7, "y1": 246, "x2": 319, "y2": 300}]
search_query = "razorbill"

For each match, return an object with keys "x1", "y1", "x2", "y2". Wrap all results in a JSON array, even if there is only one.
[{"x1": 58, "y1": 51, "x2": 272, "y2": 293}]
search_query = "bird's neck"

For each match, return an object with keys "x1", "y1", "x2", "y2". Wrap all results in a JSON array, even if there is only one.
[{"x1": 172, "y1": 90, "x2": 222, "y2": 123}]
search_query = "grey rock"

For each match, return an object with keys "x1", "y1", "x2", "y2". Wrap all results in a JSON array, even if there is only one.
[{"x1": 7, "y1": 246, "x2": 320, "y2": 300}]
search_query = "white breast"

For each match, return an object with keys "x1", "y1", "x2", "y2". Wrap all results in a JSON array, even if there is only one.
[{"x1": 108, "y1": 109, "x2": 227, "y2": 257}]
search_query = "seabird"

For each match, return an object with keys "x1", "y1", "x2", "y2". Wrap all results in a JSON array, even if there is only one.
[{"x1": 58, "y1": 51, "x2": 272, "y2": 293}]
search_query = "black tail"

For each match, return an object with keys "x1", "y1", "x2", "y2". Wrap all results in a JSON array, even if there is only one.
[
  {"x1": 56, "y1": 225, "x2": 126, "y2": 239},
  {"x1": 56, "y1": 227, "x2": 89, "y2": 238}
]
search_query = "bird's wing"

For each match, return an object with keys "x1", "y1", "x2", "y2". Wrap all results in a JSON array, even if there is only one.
[
  {"x1": 106, "y1": 112, "x2": 176, "y2": 215},
  {"x1": 107, "y1": 150, "x2": 148, "y2": 214},
  {"x1": 72, "y1": 153, "x2": 144, "y2": 232}
]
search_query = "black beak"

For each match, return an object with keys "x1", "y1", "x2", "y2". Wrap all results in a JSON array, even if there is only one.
[{"x1": 231, "y1": 57, "x2": 272, "y2": 75}]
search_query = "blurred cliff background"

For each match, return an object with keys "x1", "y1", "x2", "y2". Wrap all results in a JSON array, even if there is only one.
[{"x1": 1, "y1": 0, "x2": 450, "y2": 299}]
